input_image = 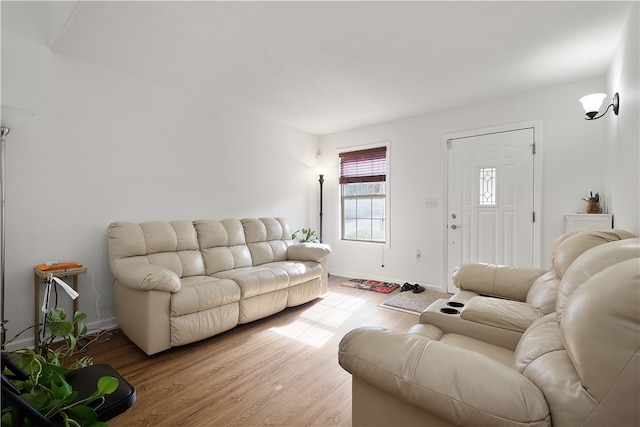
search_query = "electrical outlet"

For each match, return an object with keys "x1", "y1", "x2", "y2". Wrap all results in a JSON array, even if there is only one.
[{"x1": 425, "y1": 198, "x2": 438, "y2": 208}]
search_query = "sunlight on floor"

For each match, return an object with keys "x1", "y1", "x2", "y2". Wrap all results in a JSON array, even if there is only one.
[
  {"x1": 269, "y1": 319, "x2": 334, "y2": 348},
  {"x1": 268, "y1": 291, "x2": 368, "y2": 348}
]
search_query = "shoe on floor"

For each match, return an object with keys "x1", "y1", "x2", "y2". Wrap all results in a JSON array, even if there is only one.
[
  {"x1": 413, "y1": 284, "x2": 425, "y2": 293},
  {"x1": 401, "y1": 282, "x2": 413, "y2": 292}
]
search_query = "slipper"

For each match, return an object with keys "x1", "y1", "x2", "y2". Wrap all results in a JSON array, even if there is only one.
[
  {"x1": 413, "y1": 284, "x2": 425, "y2": 293},
  {"x1": 401, "y1": 282, "x2": 413, "y2": 292}
]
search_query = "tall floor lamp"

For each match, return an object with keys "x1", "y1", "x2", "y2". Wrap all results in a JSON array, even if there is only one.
[
  {"x1": 1, "y1": 104, "x2": 34, "y2": 348},
  {"x1": 318, "y1": 173, "x2": 324, "y2": 243}
]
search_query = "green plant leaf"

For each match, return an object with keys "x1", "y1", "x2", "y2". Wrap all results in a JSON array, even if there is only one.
[
  {"x1": 16, "y1": 355, "x2": 43, "y2": 376},
  {"x1": 97, "y1": 376, "x2": 119, "y2": 395},
  {"x1": 1, "y1": 411, "x2": 14, "y2": 427},
  {"x1": 67, "y1": 405, "x2": 99, "y2": 426},
  {"x1": 51, "y1": 377, "x2": 73, "y2": 400},
  {"x1": 40, "y1": 362, "x2": 70, "y2": 378},
  {"x1": 47, "y1": 307, "x2": 67, "y2": 323},
  {"x1": 22, "y1": 391, "x2": 51, "y2": 411},
  {"x1": 75, "y1": 311, "x2": 88, "y2": 336},
  {"x1": 74, "y1": 311, "x2": 87, "y2": 323},
  {"x1": 49, "y1": 321, "x2": 74, "y2": 337}
]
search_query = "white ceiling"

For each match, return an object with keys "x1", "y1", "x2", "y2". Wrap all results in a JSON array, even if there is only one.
[{"x1": 50, "y1": 1, "x2": 633, "y2": 135}]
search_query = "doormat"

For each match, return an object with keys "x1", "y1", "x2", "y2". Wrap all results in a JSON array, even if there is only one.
[
  {"x1": 340, "y1": 279, "x2": 400, "y2": 294},
  {"x1": 380, "y1": 289, "x2": 451, "y2": 314}
]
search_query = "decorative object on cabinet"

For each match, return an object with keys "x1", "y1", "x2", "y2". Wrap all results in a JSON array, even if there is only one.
[{"x1": 580, "y1": 191, "x2": 602, "y2": 213}]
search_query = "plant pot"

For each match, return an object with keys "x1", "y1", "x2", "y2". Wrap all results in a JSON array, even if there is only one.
[{"x1": 586, "y1": 202, "x2": 602, "y2": 214}]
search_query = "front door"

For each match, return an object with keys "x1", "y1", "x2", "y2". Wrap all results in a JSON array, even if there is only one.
[{"x1": 446, "y1": 127, "x2": 536, "y2": 293}]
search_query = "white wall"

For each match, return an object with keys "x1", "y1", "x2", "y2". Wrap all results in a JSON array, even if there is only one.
[
  {"x1": 1, "y1": 3, "x2": 319, "y2": 347},
  {"x1": 320, "y1": 5, "x2": 640, "y2": 288},
  {"x1": 606, "y1": 3, "x2": 639, "y2": 235},
  {"x1": 319, "y1": 77, "x2": 620, "y2": 289}
]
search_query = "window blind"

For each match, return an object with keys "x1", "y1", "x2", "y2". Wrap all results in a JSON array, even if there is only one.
[{"x1": 339, "y1": 146, "x2": 387, "y2": 184}]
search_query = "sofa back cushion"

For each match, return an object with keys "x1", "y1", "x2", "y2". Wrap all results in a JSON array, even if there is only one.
[
  {"x1": 108, "y1": 220, "x2": 206, "y2": 278},
  {"x1": 550, "y1": 228, "x2": 635, "y2": 278},
  {"x1": 514, "y1": 238, "x2": 640, "y2": 426},
  {"x1": 560, "y1": 256, "x2": 639, "y2": 425},
  {"x1": 556, "y1": 238, "x2": 639, "y2": 318},
  {"x1": 241, "y1": 218, "x2": 293, "y2": 266},
  {"x1": 108, "y1": 218, "x2": 294, "y2": 278},
  {"x1": 195, "y1": 218, "x2": 252, "y2": 275},
  {"x1": 524, "y1": 271, "x2": 560, "y2": 314}
]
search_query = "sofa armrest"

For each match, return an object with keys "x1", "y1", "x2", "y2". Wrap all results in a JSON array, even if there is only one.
[
  {"x1": 111, "y1": 261, "x2": 181, "y2": 292},
  {"x1": 452, "y1": 263, "x2": 547, "y2": 301},
  {"x1": 339, "y1": 327, "x2": 550, "y2": 427},
  {"x1": 287, "y1": 242, "x2": 332, "y2": 262},
  {"x1": 460, "y1": 297, "x2": 541, "y2": 333}
]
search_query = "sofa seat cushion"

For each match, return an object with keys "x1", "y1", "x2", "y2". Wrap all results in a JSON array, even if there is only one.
[
  {"x1": 409, "y1": 324, "x2": 514, "y2": 367},
  {"x1": 170, "y1": 276, "x2": 240, "y2": 317},
  {"x1": 266, "y1": 260, "x2": 322, "y2": 286},
  {"x1": 213, "y1": 261, "x2": 322, "y2": 298}
]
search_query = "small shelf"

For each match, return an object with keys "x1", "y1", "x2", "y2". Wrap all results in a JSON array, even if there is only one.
[{"x1": 564, "y1": 213, "x2": 613, "y2": 232}]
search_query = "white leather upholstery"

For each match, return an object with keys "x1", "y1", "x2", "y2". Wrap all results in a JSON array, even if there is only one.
[
  {"x1": 339, "y1": 238, "x2": 640, "y2": 427},
  {"x1": 108, "y1": 217, "x2": 331, "y2": 355},
  {"x1": 422, "y1": 228, "x2": 636, "y2": 347}
]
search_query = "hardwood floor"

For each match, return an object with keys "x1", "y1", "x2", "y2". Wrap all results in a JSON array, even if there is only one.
[{"x1": 78, "y1": 276, "x2": 418, "y2": 427}]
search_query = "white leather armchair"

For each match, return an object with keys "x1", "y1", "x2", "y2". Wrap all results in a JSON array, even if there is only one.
[
  {"x1": 421, "y1": 228, "x2": 635, "y2": 348},
  {"x1": 339, "y1": 238, "x2": 640, "y2": 427}
]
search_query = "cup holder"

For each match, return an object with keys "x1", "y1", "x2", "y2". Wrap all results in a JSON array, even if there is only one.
[
  {"x1": 439, "y1": 307, "x2": 460, "y2": 315},
  {"x1": 446, "y1": 301, "x2": 465, "y2": 308}
]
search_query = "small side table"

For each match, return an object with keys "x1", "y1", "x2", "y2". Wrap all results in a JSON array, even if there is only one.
[{"x1": 33, "y1": 266, "x2": 87, "y2": 349}]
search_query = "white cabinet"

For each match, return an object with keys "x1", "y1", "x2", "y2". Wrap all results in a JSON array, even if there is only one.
[{"x1": 564, "y1": 213, "x2": 613, "y2": 232}]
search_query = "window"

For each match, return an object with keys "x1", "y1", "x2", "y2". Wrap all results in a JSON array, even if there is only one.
[
  {"x1": 339, "y1": 146, "x2": 387, "y2": 242},
  {"x1": 479, "y1": 167, "x2": 497, "y2": 206}
]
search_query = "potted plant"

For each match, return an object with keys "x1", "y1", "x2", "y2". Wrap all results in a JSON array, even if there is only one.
[
  {"x1": 291, "y1": 228, "x2": 319, "y2": 243},
  {"x1": 581, "y1": 191, "x2": 603, "y2": 214},
  {"x1": 1, "y1": 308, "x2": 119, "y2": 427}
]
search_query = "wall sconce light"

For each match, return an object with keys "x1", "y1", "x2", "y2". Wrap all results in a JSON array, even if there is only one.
[{"x1": 579, "y1": 92, "x2": 619, "y2": 120}]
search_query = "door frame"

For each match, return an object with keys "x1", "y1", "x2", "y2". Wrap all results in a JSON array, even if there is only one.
[{"x1": 440, "y1": 120, "x2": 543, "y2": 292}]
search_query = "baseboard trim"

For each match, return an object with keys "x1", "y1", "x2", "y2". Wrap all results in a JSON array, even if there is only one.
[{"x1": 3, "y1": 316, "x2": 118, "y2": 351}]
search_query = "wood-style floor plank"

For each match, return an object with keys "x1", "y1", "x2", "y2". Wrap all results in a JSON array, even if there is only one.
[{"x1": 77, "y1": 276, "x2": 418, "y2": 426}]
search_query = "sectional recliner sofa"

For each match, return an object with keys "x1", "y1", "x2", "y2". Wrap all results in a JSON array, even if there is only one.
[
  {"x1": 420, "y1": 228, "x2": 635, "y2": 349},
  {"x1": 339, "y1": 231, "x2": 639, "y2": 427},
  {"x1": 107, "y1": 217, "x2": 331, "y2": 355}
]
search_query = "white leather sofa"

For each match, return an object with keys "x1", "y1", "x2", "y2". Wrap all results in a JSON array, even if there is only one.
[
  {"x1": 107, "y1": 217, "x2": 331, "y2": 355},
  {"x1": 339, "y1": 237, "x2": 640, "y2": 427},
  {"x1": 421, "y1": 228, "x2": 635, "y2": 349}
]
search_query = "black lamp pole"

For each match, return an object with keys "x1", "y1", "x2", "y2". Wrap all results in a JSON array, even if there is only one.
[
  {"x1": 1, "y1": 105, "x2": 34, "y2": 349},
  {"x1": 318, "y1": 174, "x2": 324, "y2": 243}
]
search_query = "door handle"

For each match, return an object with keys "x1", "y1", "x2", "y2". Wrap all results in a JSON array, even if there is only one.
[{"x1": 450, "y1": 224, "x2": 461, "y2": 230}]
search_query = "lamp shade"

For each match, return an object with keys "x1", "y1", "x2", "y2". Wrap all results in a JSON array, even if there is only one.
[
  {"x1": 1, "y1": 105, "x2": 34, "y2": 130},
  {"x1": 579, "y1": 93, "x2": 607, "y2": 115}
]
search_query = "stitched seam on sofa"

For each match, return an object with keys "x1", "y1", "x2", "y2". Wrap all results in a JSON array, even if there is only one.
[
  {"x1": 579, "y1": 351, "x2": 636, "y2": 425},
  {"x1": 520, "y1": 347, "x2": 566, "y2": 378},
  {"x1": 408, "y1": 339, "x2": 430, "y2": 382},
  {"x1": 491, "y1": 265, "x2": 498, "y2": 295}
]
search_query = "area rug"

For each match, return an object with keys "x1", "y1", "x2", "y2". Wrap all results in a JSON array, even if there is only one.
[
  {"x1": 340, "y1": 278, "x2": 400, "y2": 294},
  {"x1": 380, "y1": 289, "x2": 451, "y2": 314}
]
